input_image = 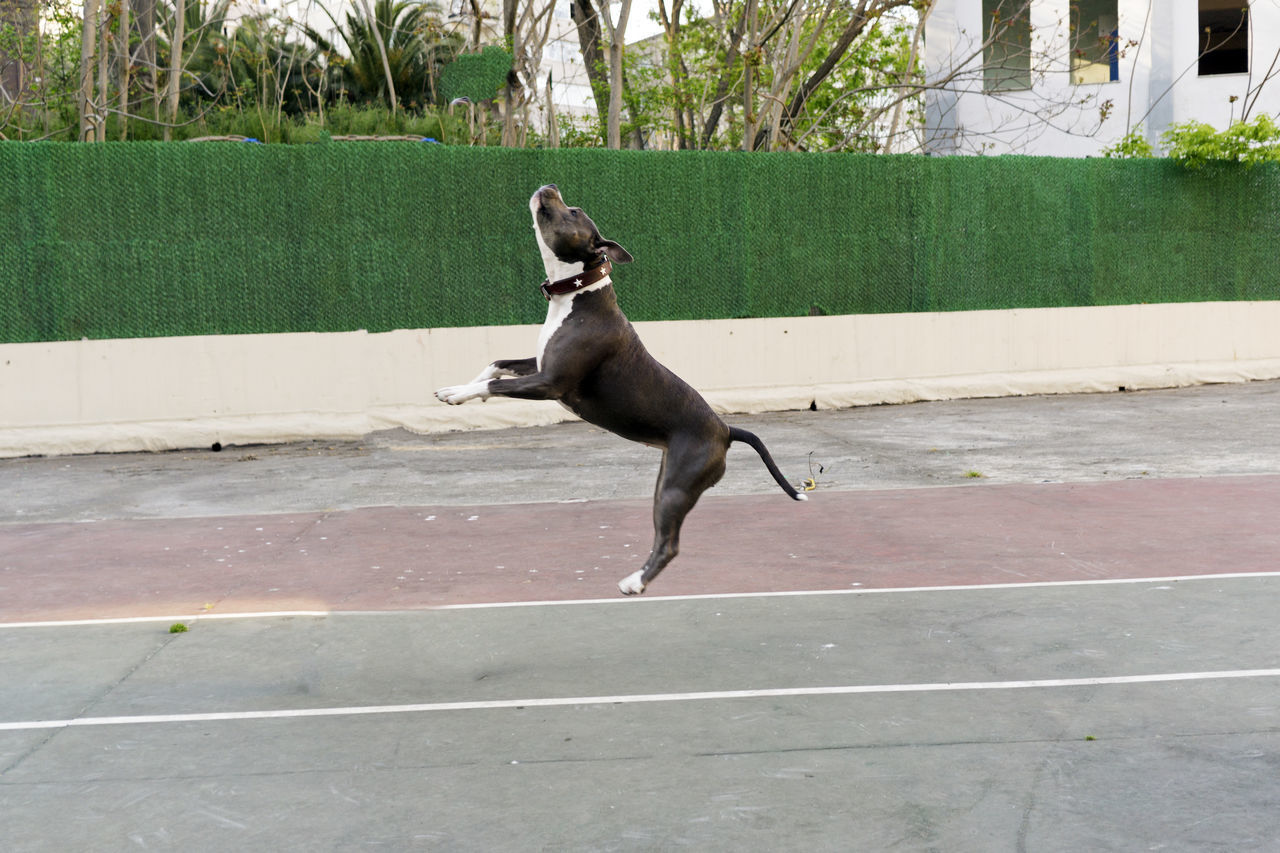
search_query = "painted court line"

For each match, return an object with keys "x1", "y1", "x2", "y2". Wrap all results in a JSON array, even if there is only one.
[
  {"x1": 431, "y1": 571, "x2": 1280, "y2": 610},
  {"x1": 0, "y1": 611, "x2": 331, "y2": 630},
  {"x1": 2, "y1": 572, "x2": 1278, "y2": 629},
  {"x1": 3, "y1": 669, "x2": 1279, "y2": 733}
]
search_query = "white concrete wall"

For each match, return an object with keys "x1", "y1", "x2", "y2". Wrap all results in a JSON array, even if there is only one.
[
  {"x1": 4, "y1": 301, "x2": 1280, "y2": 458},
  {"x1": 924, "y1": 0, "x2": 1280, "y2": 156}
]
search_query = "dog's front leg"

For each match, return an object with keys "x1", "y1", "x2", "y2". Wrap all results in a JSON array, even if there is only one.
[
  {"x1": 438, "y1": 342, "x2": 593, "y2": 406},
  {"x1": 436, "y1": 358, "x2": 538, "y2": 405},
  {"x1": 436, "y1": 367, "x2": 570, "y2": 406},
  {"x1": 466, "y1": 357, "x2": 537, "y2": 385},
  {"x1": 483, "y1": 358, "x2": 538, "y2": 380},
  {"x1": 480, "y1": 372, "x2": 568, "y2": 402}
]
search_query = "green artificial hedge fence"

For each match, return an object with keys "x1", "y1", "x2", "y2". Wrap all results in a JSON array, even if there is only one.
[{"x1": 2, "y1": 142, "x2": 1278, "y2": 343}]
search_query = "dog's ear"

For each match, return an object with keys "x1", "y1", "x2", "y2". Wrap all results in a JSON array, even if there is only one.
[{"x1": 597, "y1": 239, "x2": 633, "y2": 264}]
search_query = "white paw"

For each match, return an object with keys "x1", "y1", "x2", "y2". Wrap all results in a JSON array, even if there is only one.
[
  {"x1": 435, "y1": 383, "x2": 487, "y2": 405},
  {"x1": 618, "y1": 570, "x2": 646, "y2": 596},
  {"x1": 434, "y1": 386, "x2": 466, "y2": 405}
]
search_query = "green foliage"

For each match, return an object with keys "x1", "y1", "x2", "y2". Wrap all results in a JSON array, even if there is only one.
[
  {"x1": 787, "y1": 12, "x2": 919, "y2": 151},
  {"x1": 161, "y1": 0, "x2": 235, "y2": 102},
  {"x1": 438, "y1": 45, "x2": 513, "y2": 105},
  {"x1": 555, "y1": 114, "x2": 605, "y2": 148},
  {"x1": 620, "y1": 1, "x2": 919, "y2": 151},
  {"x1": 195, "y1": 13, "x2": 327, "y2": 115},
  {"x1": 20, "y1": 102, "x2": 462, "y2": 142},
  {"x1": 317, "y1": 102, "x2": 460, "y2": 139},
  {"x1": 1105, "y1": 115, "x2": 1280, "y2": 167},
  {"x1": 1160, "y1": 115, "x2": 1280, "y2": 169},
  {"x1": 307, "y1": 0, "x2": 462, "y2": 109},
  {"x1": 0, "y1": 0, "x2": 82, "y2": 140},
  {"x1": 570, "y1": 48, "x2": 666, "y2": 148},
  {"x1": 6, "y1": 0, "x2": 923, "y2": 149},
  {"x1": 1102, "y1": 127, "x2": 1155, "y2": 159}
]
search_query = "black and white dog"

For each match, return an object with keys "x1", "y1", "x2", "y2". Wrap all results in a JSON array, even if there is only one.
[{"x1": 435, "y1": 185, "x2": 806, "y2": 595}]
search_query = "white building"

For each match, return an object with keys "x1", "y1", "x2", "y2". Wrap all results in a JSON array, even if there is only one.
[{"x1": 924, "y1": 0, "x2": 1280, "y2": 155}]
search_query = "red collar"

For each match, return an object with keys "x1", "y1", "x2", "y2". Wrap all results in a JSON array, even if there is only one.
[{"x1": 539, "y1": 259, "x2": 612, "y2": 301}]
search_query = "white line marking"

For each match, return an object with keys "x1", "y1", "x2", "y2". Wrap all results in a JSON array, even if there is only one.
[
  {"x1": 430, "y1": 571, "x2": 1280, "y2": 610},
  {"x1": 2, "y1": 572, "x2": 1278, "y2": 628},
  {"x1": 3, "y1": 669, "x2": 1278, "y2": 732},
  {"x1": 0, "y1": 611, "x2": 330, "y2": 629}
]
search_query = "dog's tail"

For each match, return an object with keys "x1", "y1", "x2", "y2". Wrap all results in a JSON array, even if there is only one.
[{"x1": 728, "y1": 427, "x2": 808, "y2": 501}]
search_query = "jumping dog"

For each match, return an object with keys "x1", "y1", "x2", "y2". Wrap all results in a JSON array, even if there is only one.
[{"x1": 435, "y1": 185, "x2": 806, "y2": 594}]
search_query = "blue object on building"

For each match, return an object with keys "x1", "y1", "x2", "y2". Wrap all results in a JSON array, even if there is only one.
[{"x1": 1109, "y1": 28, "x2": 1120, "y2": 82}]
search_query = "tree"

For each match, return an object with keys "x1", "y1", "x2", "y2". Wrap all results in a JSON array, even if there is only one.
[
  {"x1": 500, "y1": 0, "x2": 556, "y2": 147},
  {"x1": 570, "y1": 0, "x2": 643, "y2": 147},
  {"x1": 307, "y1": 0, "x2": 460, "y2": 109},
  {"x1": 685, "y1": 0, "x2": 749, "y2": 148},
  {"x1": 64, "y1": 0, "x2": 240, "y2": 140},
  {"x1": 0, "y1": 0, "x2": 78, "y2": 139},
  {"x1": 641, "y1": 0, "x2": 922, "y2": 151},
  {"x1": 191, "y1": 13, "x2": 327, "y2": 118},
  {"x1": 76, "y1": 0, "x2": 98, "y2": 139},
  {"x1": 162, "y1": 0, "x2": 184, "y2": 138},
  {"x1": 0, "y1": 0, "x2": 38, "y2": 129},
  {"x1": 601, "y1": 0, "x2": 631, "y2": 148},
  {"x1": 758, "y1": 0, "x2": 914, "y2": 150},
  {"x1": 134, "y1": 0, "x2": 159, "y2": 120},
  {"x1": 653, "y1": 0, "x2": 692, "y2": 146}
]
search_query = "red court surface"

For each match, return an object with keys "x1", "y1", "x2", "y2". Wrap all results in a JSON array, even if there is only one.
[{"x1": 3, "y1": 474, "x2": 1277, "y2": 623}]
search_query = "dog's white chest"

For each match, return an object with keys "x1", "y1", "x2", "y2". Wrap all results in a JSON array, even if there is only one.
[
  {"x1": 536, "y1": 295, "x2": 575, "y2": 370},
  {"x1": 535, "y1": 280, "x2": 609, "y2": 369}
]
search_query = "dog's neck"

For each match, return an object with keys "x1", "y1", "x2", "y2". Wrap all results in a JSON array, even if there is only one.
[
  {"x1": 532, "y1": 219, "x2": 591, "y2": 283},
  {"x1": 541, "y1": 258, "x2": 612, "y2": 301}
]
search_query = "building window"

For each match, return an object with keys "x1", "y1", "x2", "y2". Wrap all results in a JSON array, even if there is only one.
[
  {"x1": 983, "y1": 0, "x2": 1032, "y2": 92},
  {"x1": 1198, "y1": 0, "x2": 1249, "y2": 76},
  {"x1": 1070, "y1": 1, "x2": 1119, "y2": 84}
]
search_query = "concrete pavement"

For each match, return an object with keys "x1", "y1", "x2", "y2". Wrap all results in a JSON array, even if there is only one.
[
  {"x1": 2, "y1": 380, "x2": 1280, "y2": 851},
  {"x1": 4, "y1": 378, "x2": 1279, "y2": 524}
]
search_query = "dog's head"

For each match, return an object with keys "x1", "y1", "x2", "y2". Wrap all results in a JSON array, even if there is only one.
[{"x1": 530, "y1": 185, "x2": 633, "y2": 272}]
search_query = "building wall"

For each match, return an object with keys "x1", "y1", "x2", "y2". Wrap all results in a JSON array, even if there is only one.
[
  {"x1": 925, "y1": 0, "x2": 1280, "y2": 156},
  {"x1": 1164, "y1": 1, "x2": 1280, "y2": 128}
]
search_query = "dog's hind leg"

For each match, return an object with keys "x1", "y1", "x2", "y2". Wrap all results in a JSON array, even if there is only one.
[{"x1": 618, "y1": 436, "x2": 727, "y2": 595}]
